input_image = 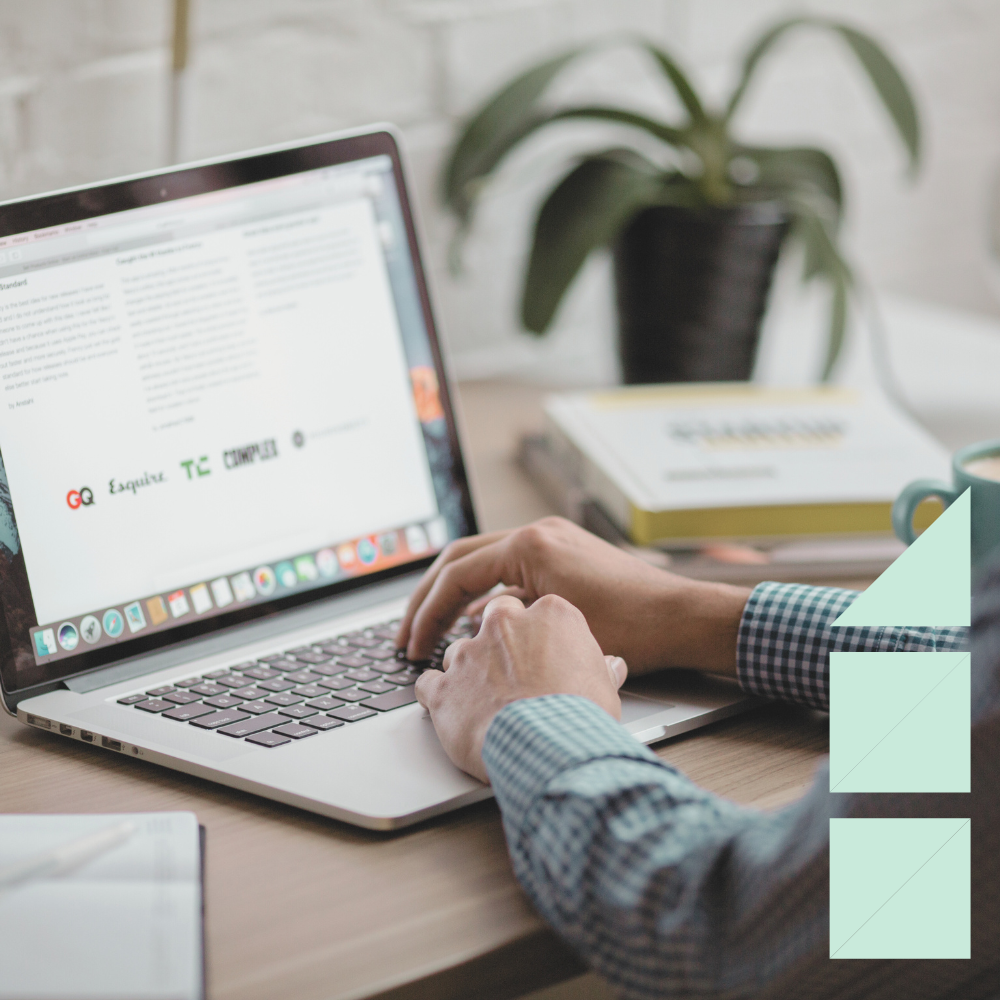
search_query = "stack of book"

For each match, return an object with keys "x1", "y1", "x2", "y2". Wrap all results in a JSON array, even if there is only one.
[{"x1": 518, "y1": 384, "x2": 951, "y2": 585}]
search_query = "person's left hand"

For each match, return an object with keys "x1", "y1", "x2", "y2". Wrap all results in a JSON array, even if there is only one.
[{"x1": 414, "y1": 593, "x2": 628, "y2": 782}]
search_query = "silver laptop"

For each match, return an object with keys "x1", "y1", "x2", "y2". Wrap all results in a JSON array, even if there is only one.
[{"x1": 0, "y1": 126, "x2": 755, "y2": 829}]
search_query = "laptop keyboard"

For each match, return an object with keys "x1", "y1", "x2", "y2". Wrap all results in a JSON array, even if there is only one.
[{"x1": 115, "y1": 617, "x2": 476, "y2": 748}]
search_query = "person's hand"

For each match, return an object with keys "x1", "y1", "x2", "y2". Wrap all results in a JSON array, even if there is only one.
[
  {"x1": 397, "y1": 517, "x2": 749, "y2": 676},
  {"x1": 415, "y1": 593, "x2": 628, "y2": 782}
]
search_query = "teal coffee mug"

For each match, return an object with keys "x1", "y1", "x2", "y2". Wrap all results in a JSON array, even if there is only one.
[{"x1": 892, "y1": 438, "x2": 1000, "y2": 566}]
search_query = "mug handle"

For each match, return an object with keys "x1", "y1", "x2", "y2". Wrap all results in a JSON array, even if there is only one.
[{"x1": 891, "y1": 479, "x2": 959, "y2": 544}]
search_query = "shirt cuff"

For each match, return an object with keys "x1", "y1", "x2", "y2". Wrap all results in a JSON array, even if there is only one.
[
  {"x1": 735, "y1": 581, "x2": 970, "y2": 711},
  {"x1": 482, "y1": 694, "x2": 663, "y2": 836}
]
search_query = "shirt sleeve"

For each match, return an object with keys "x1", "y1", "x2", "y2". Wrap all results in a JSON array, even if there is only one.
[
  {"x1": 736, "y1": 581, "x2": 969, "y2": 711},
  {"x1": 482, "y1": 694, "x2": 834, "y2": 1000},
  {"x1": 482, "y1": 582, "x2": 989, "y2": 1000}
]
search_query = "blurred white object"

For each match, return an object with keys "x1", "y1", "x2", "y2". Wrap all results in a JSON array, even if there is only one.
[
  {"x1": 0, "y1": 820, "x2": 134, "y2": 891},
  {"x1": 875, "y1": 294, "x2": 1000, "y2": 450},
  {"x1": 0, "y1": 812, "x2": 202, "y2": 1000}
]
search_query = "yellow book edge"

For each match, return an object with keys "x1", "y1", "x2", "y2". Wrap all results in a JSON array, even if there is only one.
[{"x1": 628, "y1": 500, "x2": 941, "y2": 547}]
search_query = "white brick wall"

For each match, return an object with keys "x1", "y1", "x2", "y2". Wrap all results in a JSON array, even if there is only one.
[{"x1": 1, "y1": 0, "x2": 998, "y2": 383}]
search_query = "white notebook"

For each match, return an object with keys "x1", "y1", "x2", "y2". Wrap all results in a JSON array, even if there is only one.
[{"x1": 0, "y1": 812, "x2": 203, "y2": 1000}]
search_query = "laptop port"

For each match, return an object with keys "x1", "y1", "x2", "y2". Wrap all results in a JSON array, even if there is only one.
[
  {"x1": 80, "y1": 730, "x2": 94, "y2": 743},
  {"x1": 101, "y1": 736, "x2": 122, "y2": 751},
  {"x1": 59, "y1": 724, "x2": 74, "y2": 736},
  {"x1": 25, "y1": 714, "x2": 51, "y2": 729}
]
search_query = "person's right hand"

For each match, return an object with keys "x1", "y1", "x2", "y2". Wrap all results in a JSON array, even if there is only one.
[
  {"x1": 415, "y1": 593, "x2": 628, "y2": 782},
  {"x1": 396, "y1": 517, "x2": 750, "y2": 676}
]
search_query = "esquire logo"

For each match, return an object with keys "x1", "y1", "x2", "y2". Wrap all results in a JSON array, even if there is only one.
[
  {"x1": 223, "y1": 438, "x2": 278, "y2": 470},
  {"x1": 66, "y1": 487, "x2": 94, "y2": 509},
  {"x1": 109, "y1": 471, "x2": 166, "y2": 496}
]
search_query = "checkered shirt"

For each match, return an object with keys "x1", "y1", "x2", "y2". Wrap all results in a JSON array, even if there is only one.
[
  {"x1": 482, "y1": 582, "x2": 995, "y2": 1000},
  {"x1": 737, "y1": 582, "x2": 969, "y2": 711}
]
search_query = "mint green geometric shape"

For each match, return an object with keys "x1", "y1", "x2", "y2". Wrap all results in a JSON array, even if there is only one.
[
  {"x1": 830, "y1": 817, "x2": 970, "y2": 958},
  {"x1": 833, "y1": 489, "x2": 970, "y2": 627},
  {"x1": 829, "y1": 652, "x2": 970, "y2": 793}
]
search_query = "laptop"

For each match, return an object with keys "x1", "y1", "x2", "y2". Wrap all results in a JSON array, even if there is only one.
[{"x1": 0, "y1": 126, "x2": 756, "y2": 830}]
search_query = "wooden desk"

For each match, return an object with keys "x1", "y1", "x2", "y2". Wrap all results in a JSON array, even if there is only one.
[{"x1": 0, "y1": 381, "x2": 831, "y2": 1000}]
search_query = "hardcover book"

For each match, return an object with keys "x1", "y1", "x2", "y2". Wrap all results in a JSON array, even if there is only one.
[{"x1": 541, "y1": 384, "x2": 950, "y2": 547}]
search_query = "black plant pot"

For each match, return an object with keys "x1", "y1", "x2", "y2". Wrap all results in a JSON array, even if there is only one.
[{"x1": 612, "y1": 202, "x2": 789, "y2": 384}]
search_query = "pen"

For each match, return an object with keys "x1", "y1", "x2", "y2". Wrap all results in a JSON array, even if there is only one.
[{"x1": 0, "y1": 820, "x2": 136, "y2": 891}]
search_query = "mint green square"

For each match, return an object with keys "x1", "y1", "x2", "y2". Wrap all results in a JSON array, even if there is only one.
[
  {"x1": 829, "y1": 652, "x2": 970, "y2": 793},
  {"x1": 830, "y1": 817, "x2": 970, "y2": 959}
]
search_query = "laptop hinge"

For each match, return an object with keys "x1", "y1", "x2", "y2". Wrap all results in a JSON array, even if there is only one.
[{"x1": 65, "y1": 572, "x2": 421, "y2": 694}]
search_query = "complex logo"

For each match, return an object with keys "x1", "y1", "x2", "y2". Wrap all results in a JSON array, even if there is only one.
[
  {"x1": 180, "y1": 456, "x2": 211, "y2": 480},
  {"x1": 66, "y1": 487, "x2": 94, "y2": 509},
  {"x1": 223, "y1": 439, "x2": 278, "y2": 470}
]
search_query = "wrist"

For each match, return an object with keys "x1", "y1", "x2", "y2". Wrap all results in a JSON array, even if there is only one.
[{"x1": 634, "y1": 577, "x2": 751, "y2": 678}]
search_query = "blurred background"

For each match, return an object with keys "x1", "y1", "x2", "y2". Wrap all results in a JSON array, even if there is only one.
[{"x1": 1, "y1": 0, "x2": 999, "y2": 388}]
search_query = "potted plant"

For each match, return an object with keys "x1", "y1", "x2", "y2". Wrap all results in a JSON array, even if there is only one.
[{"x1": 441, "y1": 16, "x2": 920, "y2": 383}]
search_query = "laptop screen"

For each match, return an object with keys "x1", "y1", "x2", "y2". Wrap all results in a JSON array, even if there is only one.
[{"x1": 0, "y1": 130, "x2": 475, "y2": 694}]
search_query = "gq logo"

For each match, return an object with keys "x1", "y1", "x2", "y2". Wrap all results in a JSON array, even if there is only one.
[{"x1": 66, "y1": 487, "x2": 94, "y2": 509}]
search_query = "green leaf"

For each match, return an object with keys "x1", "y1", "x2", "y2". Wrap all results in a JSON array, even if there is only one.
[
  {"x1": 725, "y1": 17, "x2": 920, "y2": 172},
  {"x1": 836, "y1": 25, "x2": 920, "y2": 172},
  {"x1": 640, "y1": 43, "x2": 708, "y2": 126},
  {"x1": 821, "y1": 270, "x2": 849, "y2": 381},
  {"x1": 725, "y1": 18, "x2": 802, "y2": 121},
  {"x1": 444, "y1": 105, "x2": 692, "y2": 275},
  {"x1": 736, "y1": 145, "x2": 843, "y2": 216},
  {"x1": 451, "y1": 104, "x2": 692, "y2": 194},
  {"x1": 443, "y1": 48, "x2": 586, "y2": 222},
  {"x1": 790, "y1": 199, "x2": 851, "y2": 280},
  {"x1": 443, "y1": 40, "x2": 708, "y2": 227},
  {"x1": 799, "y1": 215, "x2": 826, "y2": 281},
  {"x1": 521, "y1": 152, "x2": 680, "y2": 334},
  {"x1": 554, "y1": 106, "x2": 691, "y2": 148}
]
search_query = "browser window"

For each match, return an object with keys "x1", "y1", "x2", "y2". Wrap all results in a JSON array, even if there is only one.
[{"x1": 0, "y1": 152, "x2": 469, "y2": 688}]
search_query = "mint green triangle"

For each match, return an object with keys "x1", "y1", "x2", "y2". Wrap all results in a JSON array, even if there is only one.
[{"x1": 834, "y1": 489, "x2": 970, "y2": 627}]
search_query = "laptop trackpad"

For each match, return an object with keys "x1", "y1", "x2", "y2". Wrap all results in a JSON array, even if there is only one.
[{"x1": 619, "y1": 692, "x2": 674, "y2": 724}]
